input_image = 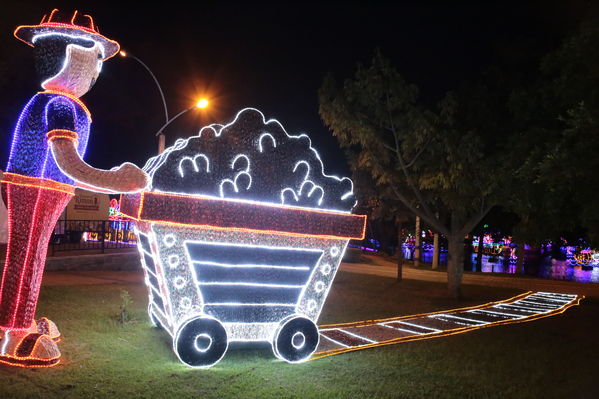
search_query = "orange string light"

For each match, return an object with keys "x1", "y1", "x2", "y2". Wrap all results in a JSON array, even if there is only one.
[
  {"x1": 47, "y1": 129, "x2": 79, "y2": 146},
  {"x1": 13, "y1": 23, "x2": 119, "y2": 60},
  {"x1": 121, "y1": 191, "x2": 367, "y2": 240},
  {"x1": 318, "y1": 291, "x2": 534, "y2": 329},
  {"x1": 311, "y1": 294, "x2": 584, "y2": 361},
  {"x1": 0, "y1": 173, "x2": 76, "y2": 195},
  {"x1": 83, "y1": 14, "x2": 95, "y2": 30}
]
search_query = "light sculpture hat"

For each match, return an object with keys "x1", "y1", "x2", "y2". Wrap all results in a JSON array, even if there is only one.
[{"x1": 14, "y1": 9, "x2": 120, "y2": 60}]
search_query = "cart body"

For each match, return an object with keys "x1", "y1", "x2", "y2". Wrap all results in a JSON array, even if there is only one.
[{"x1": 122, "y1": 191, "x2": 366, "y2": 367}]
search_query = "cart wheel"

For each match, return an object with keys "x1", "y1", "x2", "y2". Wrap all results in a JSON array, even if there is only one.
[
  {"x1": 273, "y1": 316, "x2": 319, "y2": 363},
  {"x1": 174, "y1": 316, "x2": 228, "y2": 368},
  {"x1": 148, "y1": 304, "x2": 162, "y2": 329}
]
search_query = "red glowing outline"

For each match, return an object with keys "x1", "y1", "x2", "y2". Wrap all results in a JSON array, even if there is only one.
[
  {"x1": 0, "y1": 173, "x2": 76, "y2": 195},
  {"x1": 0, "y1": 357, "x2": 60, "y2": 368},
  {"x1": 83, "y1": 14, "x2": 95, "y2": 30},
  {"x1": 0, "y1": 184, "x2": 14, "y2": 315},
  {"x1": 6, "y1": 185, "x2": 44, "y2": 328},
  {"x1": 0, "y1": 180, "x2": 74, "y2": 329},
  {"x1": 47, "y1": 9, "x2": 59, "y2": 22},
  {"x1": 0, "y1": 330, "x2": 61, "y2": 368},
  {"x1": 14, "y1": 9, "x2": 120, "y2": 61}
]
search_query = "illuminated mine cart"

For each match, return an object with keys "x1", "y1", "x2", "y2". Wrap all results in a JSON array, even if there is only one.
[{"x1": 121, "y1": 191, "x2": 366, "y2": 368}]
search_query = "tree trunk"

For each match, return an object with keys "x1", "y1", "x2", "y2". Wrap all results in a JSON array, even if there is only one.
[
  {"x1": 414, "y1": 216, "x2": 421, "y2": 267},
  {"x1": 551, "y1": 236, "x2": 564, "y2": 261},
  {"x1": 432, "y1": 232, "x2": 440, "y2": 269},
  {"x1": 463, "y1": 236, "x2": 473, "y2": 271},
  {"x1": 396, "y1": 221, "x2": 403, "y2": 281},
  {"x1": 476, "y1": 232, "x2": 484, "y2": 272},
  {"x1": 530, "y1": 244, "x2": 543, "y2": 269},
  {"x1": 447, "y1": 234, "x2": 464, "y2": 299}
]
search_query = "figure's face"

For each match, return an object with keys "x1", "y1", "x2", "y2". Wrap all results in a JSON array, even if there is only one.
[{"x1": 42, "y1": 41, "x2": 103, "y2": 98}]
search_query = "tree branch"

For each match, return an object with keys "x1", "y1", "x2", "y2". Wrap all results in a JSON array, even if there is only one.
[
  {"x1": 382, "y1": 142, "x2": 397, "y2": 153},
  {"x1": 388, "y1": 181, "x2": 449, "y2": 236},
  {"x1": 404, "y1": 139, "x2": 430, "y2": 169},
  {"x1": 385, "y1": 92, "x2": 435, "y2": 221},
  {"x1": 459, "y1": 203, "x2": 494, "y2": 237}
]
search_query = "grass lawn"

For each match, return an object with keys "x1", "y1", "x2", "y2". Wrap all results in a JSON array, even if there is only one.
[{"x1": 0, "y1": 270, "x2": 597, "y2": 399}]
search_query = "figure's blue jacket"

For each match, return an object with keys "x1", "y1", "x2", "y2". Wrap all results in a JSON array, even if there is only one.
[{"x1": 6, "y1": 91, "x2": 91, "y2": 185}]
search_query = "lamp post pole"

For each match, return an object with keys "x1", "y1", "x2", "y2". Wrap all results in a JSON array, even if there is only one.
[
  {"x1": 155, "y1": 106, "x2": 195, "y2": 154},
  {"x1": 120, "y1": 50, "x2": 170, "y2": 153},
  {"x1": 120, "y1": 50, "x2": 210, "y2": 154}
]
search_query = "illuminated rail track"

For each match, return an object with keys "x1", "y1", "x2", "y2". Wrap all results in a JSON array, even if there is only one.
[{"x1": 312, "y1": 291, "x2": 583, "y2": 360}]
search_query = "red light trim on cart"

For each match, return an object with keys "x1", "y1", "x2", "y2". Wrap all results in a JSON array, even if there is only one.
[
  {"x1": 121, "y1": 191, "x2": 366, "y2": 240},
  {"x1": 145, "y1": 190, "x2": 357, "y2": 216}
]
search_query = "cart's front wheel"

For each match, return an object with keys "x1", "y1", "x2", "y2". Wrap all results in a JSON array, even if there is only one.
[
  {"x1": 273, "y1": 316, "x2": 319, "y2": 363},
  {"x1": 174, "y1": 316, "x2": 228, "y2": 368}
]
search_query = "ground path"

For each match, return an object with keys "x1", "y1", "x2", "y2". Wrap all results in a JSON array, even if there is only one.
[
  {"x1": 41, "y1": 257, "x2": 598, "y2": 297},
  {"x1": 341, "y1": 256, "x2": 599, "y2": 297},
  {"x1": 40, "y1": 256, "x2": 597, "y2": 299},
  {"x1": 39, "y1": 255, "x2": 596, "y2": 362},
  {"x1": 42, "y1": 270, "x2": 143, "y2": 286}
]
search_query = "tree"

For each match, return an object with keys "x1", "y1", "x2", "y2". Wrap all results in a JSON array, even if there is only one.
[
  {"x1": 507, "y1": 22, "x2": 599, "y2": 247},
  {"x1": 319, "y1": 50, "x2": 511, "y2": 298},
  {"x1": 351, "y1": 168, "x2": 413, "y2": 281}
]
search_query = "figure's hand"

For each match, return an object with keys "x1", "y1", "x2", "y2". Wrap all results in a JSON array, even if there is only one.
[
  {"x1": 50, "y1": 138, "x2": 149, "y2": 193},
  {"x1": 109, "y1": 162, "x2": 150, "y2": 192}
]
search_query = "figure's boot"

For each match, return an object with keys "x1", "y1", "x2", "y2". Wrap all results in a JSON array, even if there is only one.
[
  {"x1": 0, "y1": 327, "x2": 61, "y2": 367},
  {"x1": 34, "y1": 317, "x2": 61, "y2": 341}
]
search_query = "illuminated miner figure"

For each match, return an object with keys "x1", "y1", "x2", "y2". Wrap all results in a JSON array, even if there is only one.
[{"x1": 0, "y1": 10, "x2": 148, "y2": 367}]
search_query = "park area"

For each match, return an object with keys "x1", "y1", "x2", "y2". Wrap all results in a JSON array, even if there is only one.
[
  {"x1": 0, "y1": 256, "x2": 597, "y2": 399},
  {"x1": 0, "y1": 2, "x2": 598, "y2": 398}
]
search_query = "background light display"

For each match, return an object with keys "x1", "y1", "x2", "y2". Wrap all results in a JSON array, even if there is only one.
[{"x1": 122, "y1": 108, "x2": 366, "y2": 368}]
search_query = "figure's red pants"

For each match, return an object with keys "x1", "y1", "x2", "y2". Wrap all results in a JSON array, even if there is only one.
[{"x1": 0, "y1": 182, "x2": 72, "y2": 329}]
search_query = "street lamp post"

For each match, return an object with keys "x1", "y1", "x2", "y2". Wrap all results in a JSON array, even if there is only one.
[
  {"x1": 155, "y1": 106, "x2": 193, "y2": 154},
  {"x1": 120, "y1": 50, "x2": 210, "y2": 154},
  {"x1": 120, "y1": 50, "x2": 170, "y2": 154},
  {"x1": 119, "y1": 50, "x2": 169, "y2": 125},
  {"x1": 155, "y1": 99, "x2": 210, "y2": 154}
]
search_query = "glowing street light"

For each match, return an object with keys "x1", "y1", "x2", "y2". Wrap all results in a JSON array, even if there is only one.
[{"x1": 196, "y1": 98, "x2": 209, "y2": 109}]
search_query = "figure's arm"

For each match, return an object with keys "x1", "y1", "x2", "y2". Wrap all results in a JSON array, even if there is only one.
[
  {"x1": 48, "y1": 131, "x2": 148, "y2": 193},
  {"x1": 75, "y1": 181, "x2": 115, "y2": 194}
]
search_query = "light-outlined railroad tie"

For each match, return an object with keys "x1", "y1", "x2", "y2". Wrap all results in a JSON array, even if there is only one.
[{"x1": 312, "y1": 291, "x2": 583, "y2": 360}]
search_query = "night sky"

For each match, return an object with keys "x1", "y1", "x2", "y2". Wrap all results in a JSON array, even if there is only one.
[{"x1": 0, "y1": 1, "x2": 591, "y2": 178}]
